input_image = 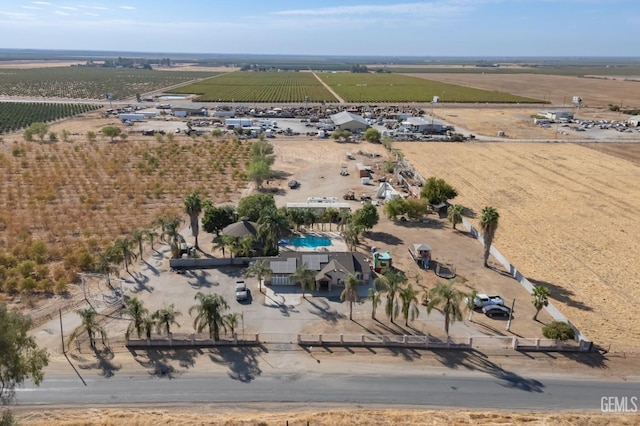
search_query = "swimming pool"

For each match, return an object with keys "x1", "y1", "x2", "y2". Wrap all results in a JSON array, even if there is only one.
[{"x1": 290, "y1": 236, "x2": 332, "y2": 248}]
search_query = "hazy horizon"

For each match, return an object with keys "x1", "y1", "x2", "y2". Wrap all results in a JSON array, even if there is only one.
[{"x1": 1, "y1": 1, "x2": 639, "y2": 57}]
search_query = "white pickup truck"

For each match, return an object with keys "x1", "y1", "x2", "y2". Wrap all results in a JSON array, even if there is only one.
[
  {"x1": 470, "y1": 293, "x2": 504, "y2": 308},
  {"x1": 235, "y1": 280, "x2": 248, "y2": 301}
]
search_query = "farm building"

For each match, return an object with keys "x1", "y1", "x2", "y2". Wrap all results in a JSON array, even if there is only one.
[
  {"x1": 225, "y1": 118, "x2": 253, "y2": 129},
  {"x1": 171, "y1": 106, "x2": 207, "y2": 117},
  {"x1": 400, "y1": 117, "x2": 446, "y2": 134},
  {"x1": 542, "y1": 110, "x2": 574, "y2": 121},
  {"x1": 376, "y1": 182, "x2": 401, "y2": 201},
  {"x1": 627, "y1": 115, "x2": 640, "y2": 127},
  {"x1": 261, "y1": 252, "x2": 370, "y2": 290},
  {"x1": 118, "y1": 113, "x2": 145, "y2": 122},
  {"x1": 330, "y1": 111, "x2": 369, "y2": 133}
]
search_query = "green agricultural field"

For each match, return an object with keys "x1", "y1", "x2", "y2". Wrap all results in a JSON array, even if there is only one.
[
  {"x1": 170, "y1": 71, "x2": 337, "y2": 103},
  {"x1": 0, "y1": 102, "x2": 101, "y2": 134},
  {"x1": 317, "y1": 72, "x2": 542, "y2": 103},
  {"x1": 0, "y1": 67, "x2": 217, "y2": 100}
]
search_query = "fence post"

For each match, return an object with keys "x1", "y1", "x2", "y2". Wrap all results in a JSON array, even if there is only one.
[
  {"x1": 340, "y1": 334, "x2": 344, "y2": 344},
  {"x1": 319, "y1": 334, "x2": 323, "y2": 344},
  {"x1": 446, "y1": 336, "x2": 451, "y2": 349},
  {"x1": 512, "y1": 338, "x2": 518, "y2": 350},
  {"x1": 468, "y1": 337, "x2": 473, "y2": 348},
  {"x1": 191, "y1": 334, "x2": 195, "y2": 345},
  {"x1": 361, "y1": 334, "x2": 365, "y2": 344},
  {"x1": 536, "y1": 338, "x2": 540, "y2": 350}
]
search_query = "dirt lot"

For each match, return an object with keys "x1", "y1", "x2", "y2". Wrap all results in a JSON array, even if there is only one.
[
  {"x1": 397, "y1": 142, "x2": 640, "y2": 351},
  {"x1": 14, "y1": 406, "x2": 637, "y2": 425},
  {"x1": 413, "y1": 73, "x2": 640, "y2": 108}
]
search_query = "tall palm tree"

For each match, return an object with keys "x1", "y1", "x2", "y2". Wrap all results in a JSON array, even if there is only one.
[
  {"x1": 340, "y1": 273, "x2": 361, "y2": 320},
  {"x1": 399, "y1": 283, "x2": 421, "y2": 326},
  {"x1": 374, "y1": 269, "x2": 407, "y2": 324},
  {"x1": 532, "y1": 285, "x2": 550, "y2": 321},
  {"x1": 113, "y1": 238, "x2": 137, "y2": 273},
  {"x1": 189, "y1": 292, "x2": 229, "y2": 341},
  {"x1": 290, "y1": 263, "x2": 316, "y2": 299},
  {"x1": 184, "y1": 192, "x2": 203, "y2": 249},
  {"x1": 94, "y1": 250, "x2": 116, "y2": 289},
  {"x1": 69, "y1": 307, "x2": 106, "y2": 350},
  {"x1": 224, "y1": 312, "x2": 242, "y2": 337},
  {"x1": 368, "y1": 287, "x2": 381, "y2": 320},
  {"x1": 447, "y1": 204, "x2": 464, "y2": 231},
  {"x1": 342, "y1": 221, "x2": 363, "y2": 252},
  {"x1": 465, "y1": 287, "x2": 478, "y2": 322},
  {"x1": 163, "y1": 215, "x2": 184, "y2": 259},
  {"x1": 145, "y1": 229, "x2": 159, "y2": 251},
  {"x1": 337, "y1": 210, "x2": 351, "y2": 232},
  {"x1": 245, "y1": 259, "x2": 271, "y2": 293},
  {"x1": 427, "y1": 280, "x2": 465, "y2": 336},
  {"x1": 124, "y1": 297, "x2": 148, "y2": 340},
  {"x1": 257, "y1": 208, "x2": 289, "y2": 255},
  {"x1": 480, "y1": 206, "x2": 500, "y2": 267},
  {"x1": 131, "y1": 229, "x2": 145, "y2": 260},
  {"x1": 152, "y1": 304, "x2": 181, "y2": 336},
  {"x1": 140, "y1": 313, "x2": 155, "y2": 341}
]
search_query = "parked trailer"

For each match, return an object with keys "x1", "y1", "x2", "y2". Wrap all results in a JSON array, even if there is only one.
[
  {"x1": 118, "y1": 113, "x2": 145, "y2": 122},
  {"x1": 225, "y1": 118, "x2": 253, "y2": 129}
]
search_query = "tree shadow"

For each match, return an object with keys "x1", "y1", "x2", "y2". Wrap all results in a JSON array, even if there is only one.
[
  {"x1": 132, "y1": 348, "x2": 199, "y2": 379},
  {"x1": 306, "y1": 298, "x2": 344, "y2": 323},
  {"x1": 462, "y1": 206, "x2": 477, "y2": 219},
  {"x1": 207, "y1": 346, "x2": 263, "y2": 383},
  {"x1": 431, "y1": 349, "x2": 545, "y2": 393},
  {"x1": 263, "y1": 293, "x2": 299, "y2": 317},
  {"x1": 187, "y1": 270, "x2": 218, "y2": 289},
  {"x1": 365, "y1": 231, "x2": 404, "y2": 246},
  {"x1": 142, "y1": 260, "x2": 161, "y2": 276},
  {"x1": 529, "y1": 277, "x2": 594, "y2": 312},
  {"x1": 75, "y1": 347, "x2": 122, "y2": 378},
  {"x1": 127, "y1": 271, "x2": 154, "y2": 293},
  {"x1": 393, "y1": 218, "x2": 446, "y2": 230}
]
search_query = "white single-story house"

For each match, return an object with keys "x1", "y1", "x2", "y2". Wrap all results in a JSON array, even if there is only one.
[{"x1": 627, "y1": 115, "x2": 640, "y2": 127}]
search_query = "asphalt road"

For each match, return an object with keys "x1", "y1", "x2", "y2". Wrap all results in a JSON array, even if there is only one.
[{"x1": 16, "y1": 371, "x2": 640, "y2": 411}]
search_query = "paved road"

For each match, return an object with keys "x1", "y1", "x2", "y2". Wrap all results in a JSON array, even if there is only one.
[{"x1": 16, "y1": 371, "x2": 640, "y2": 410}]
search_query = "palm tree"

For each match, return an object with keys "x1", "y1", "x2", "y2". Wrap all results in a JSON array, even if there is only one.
[
  {"x1": 290, "y1": 262, "x2": 316, "y2": 299},
  {"x1": 131, "y1": 229, "x2": 145, "y2": 260},
  {"x1": 152, "y1": 304, "x2": 181, "y2": 336},
  {"x1": 189, "y1": 292, "x2": 229, "y2": 341},
  {"x1": 465, "y1": 287, "x2": 478, "y2": 322},
  {"x1": 113, "y1": 238, "x2": 137, "y2": 273},
  {"x1": 374, "y1": 269, "x2": 406, "y2": 324},
  {"x1": 447, "y1": 204, "x2": 464, "y2": 231},
  {"x1": 340, "y1": 273, "x2": 361, "y2": 320},
  {"x1": 94, "y1": 250, "x2": 116, "y2": 289},
  {"x1": 224, "y1": 312, "x2": 242, "y2": 337},
  {"x1": 368, "y1": 287, "x2": 381, "y2": 320},
  {"x1": 337, "y1": 210, "x2": 351, "y2": 232},
  {"x1": 480, "y1": 206, "x2": 500, "y2": 267},
  {"x1": 140, "y1": 313, "x2": 155, "y2": 341},
  {"x1": 342, "y1": 221, "x2": 363, "y2": 252},
  {"x1": 145, "y1": 229, "x2": 159, "y2": 251},
  {"x1": 184, "y1": 192, "x2": 203, "y2": 249},
  {"x1": 399, "y1": 283, "x2": 421, "y2": 326},
  {"x1": 245, "y1": 259, "x2": 271, "y2": 293},
  {"x1": 257, "y1": 208, "x2": 290, "y2": 255},
  {"x1": 69, "y1": 307, "x2": 106, "y2": 350},
  {"x1": 532, "y1": 285, "x2": 550, "y2": 321},
  {"x1": 427, "y1": 280, "x2": 465, "y2": 336},
  {"x1": 124, "y1": 297, "x2": 148, "y2": 340},
  {"x1": 237, "y1": 235, "x2": 256, "y2": 257},
  {"x1": 163, "y1": 215, "x2": 184, "y2": 259}
]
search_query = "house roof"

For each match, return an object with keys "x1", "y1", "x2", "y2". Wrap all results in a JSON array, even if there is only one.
[
  {"x1": 316, "y1": 258, "x2": 350, "y2": 281},
  {"x1": 330, "y1": 111, "x2": 368, "y2": 127},
  {"x1": 221, "y1": 219, "x2": 258, "y2": 238},
  {"x1": 259, "y1": 251, "x2": 368, "y2": 278},
  {"x1": 413, "y1": 243, "x2": 432, "y2": 252}
]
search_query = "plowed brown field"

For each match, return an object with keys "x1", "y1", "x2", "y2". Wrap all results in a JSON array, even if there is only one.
[
  {"x1": 398, "y1": 142, "x2": 640, "y2": 350},
  {"x1": 412, "y1": 73, "x2": 640, "y2": 108}
]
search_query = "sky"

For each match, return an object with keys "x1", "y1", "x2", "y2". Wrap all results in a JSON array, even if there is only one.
[{"x1": 0, "y1": 0, "x2": 638, "y2": 57}]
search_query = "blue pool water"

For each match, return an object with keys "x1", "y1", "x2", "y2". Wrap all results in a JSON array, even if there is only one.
[{"x1": 290, "y1": 236, "x2": 332, "y2": 248}]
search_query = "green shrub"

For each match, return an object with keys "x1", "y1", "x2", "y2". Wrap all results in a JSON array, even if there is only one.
[{"x1": 542, "y1": 321, "x2": 575, "y2": 340}]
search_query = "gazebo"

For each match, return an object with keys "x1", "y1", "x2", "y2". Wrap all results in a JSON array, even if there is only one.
[
  {"x1": 409, "y1": 243, "x2": 432, "y2": 269},
  {"x1": 221, "y1": 217, "x2": 258, "y2": 239}
]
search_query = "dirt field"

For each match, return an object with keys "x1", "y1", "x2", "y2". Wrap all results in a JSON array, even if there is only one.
[
  {"x1": 413, "y1": 73, "x2": 640, "y2": 108},
  {"x1": 13, "y1": 406, "x2": 637, "y2": 425},
  {"x1": 0, "y1": 61, "x2": 84, "y2": 69},
  {"x1": 397, "y1": 142, "x2": 640, "y2": 350}
]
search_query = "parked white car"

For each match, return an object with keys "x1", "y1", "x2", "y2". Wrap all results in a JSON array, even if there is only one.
[{"x1": 235, "y1": 280, "x2": 248, "y2": 301}]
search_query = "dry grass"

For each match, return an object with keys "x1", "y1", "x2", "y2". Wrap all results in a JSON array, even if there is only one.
[
  {"x1": 398, "y1": 142, "x2": 640, "y2": 350},
  {"x1": 15, "y1": 407, "x2": 638, "y2": 425}
]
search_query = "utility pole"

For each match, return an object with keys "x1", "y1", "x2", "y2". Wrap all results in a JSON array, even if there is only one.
[
  {"x1": 59, "y1": 309, "x2": 66, "y2": 355},
  {"x1": 506, "y1": 298, "x2": 515, "y2": 331}
]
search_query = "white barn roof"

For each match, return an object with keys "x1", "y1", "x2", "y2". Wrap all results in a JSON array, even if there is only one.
[{"x1": 330, "y1": 111, "x2": 368, "y2": 127}]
